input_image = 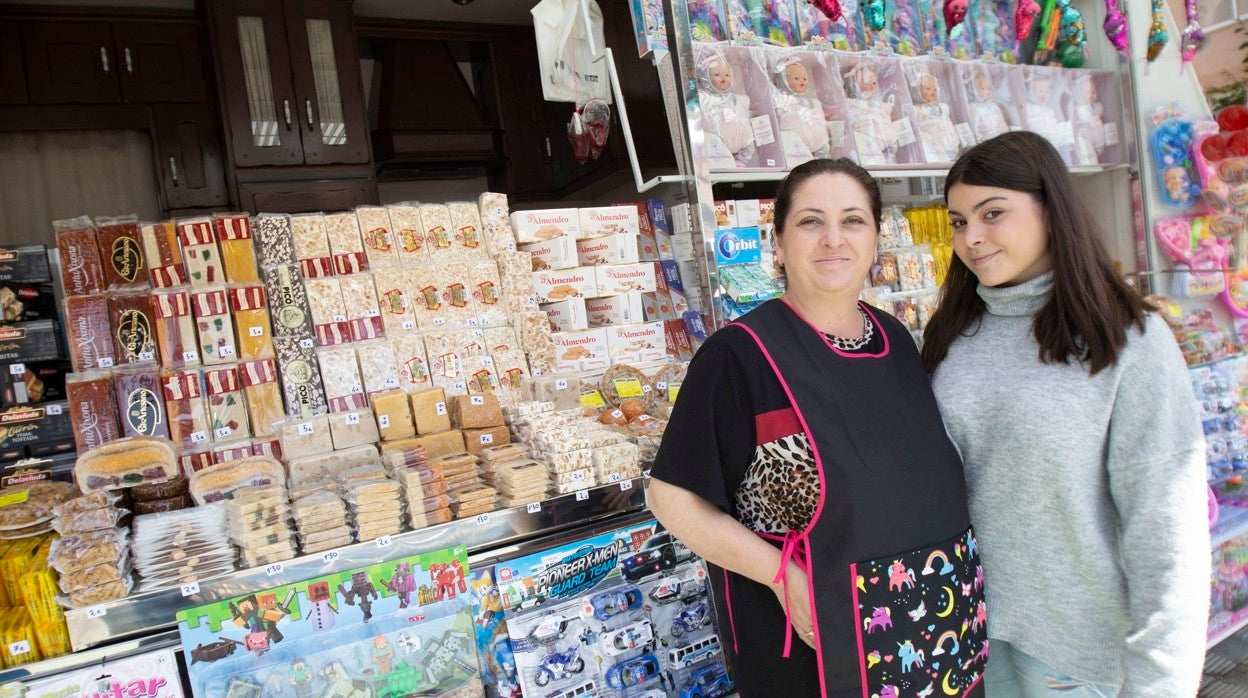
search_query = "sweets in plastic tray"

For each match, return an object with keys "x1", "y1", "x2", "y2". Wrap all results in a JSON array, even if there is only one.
[
  {"x1": 140, "y1": 220, "x2": 185, "y2": 288},
  {"x1": 151, "y1": 288, "x2": 199, "y2": 367},
  {"x1": 176, "y1": 218, "x2": 224, "y2": 287},
  {"x1": 73, "y1": 435, "x2": 177, "y2": 492},
  {"x1": 213, "y1": 213, "x2": 260, "y2": 283}
]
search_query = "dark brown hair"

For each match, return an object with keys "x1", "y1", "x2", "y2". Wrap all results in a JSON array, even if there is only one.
[
  {"x1": 774, "y1": 158, "x2": 882, "y2": 236},
  {"x1": 921, "y1": 131, "x2": 1149, "y2": 375}
]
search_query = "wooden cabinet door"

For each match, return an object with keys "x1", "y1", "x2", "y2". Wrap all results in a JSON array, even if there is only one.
[
  {"x1": 282, "y1": 0, "x2": 370, "y2": 165},
  {"x1": 0, "y1": 24, "x2": 28, "y2": 104},
  {"x1": 22, "y1": 22, "x2": 120, "y2": 104},
  {"x1": 207, "y1": 0, "x2": 304, "y2": 166},
  {"x1": 239, "y1": 178, "x2": 377, "y2": 213},
  {"x1": 493, "y1": 38, "x2": 556, "y2": 197},
  {"x1": 113, "y1": 23, "x2": 207, "y2": 103},
  {"x1": 153, "y1": 104, "x2": 229, "y2": 209}
]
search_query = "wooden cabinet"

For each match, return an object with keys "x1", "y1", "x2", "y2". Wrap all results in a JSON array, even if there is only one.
[
  {"x1": 21, "y1": 20, "x2": 206, "y2": 105},
  {"x1": 0, "y1": 24, "x2": 28, "y2": 104},
  {"x1": 153, "y1": 104, "x2": 229, "y2": 209},
  {"x1": 238, "y1": 178, "x2": 377, "y2": 213},
  {"x1": 208, "y1": 0, "x2": 370, "y2": 168}
]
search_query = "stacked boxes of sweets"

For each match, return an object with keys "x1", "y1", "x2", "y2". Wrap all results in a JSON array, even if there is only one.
[
  {"x1": 478, "y1": 443, "x2": 547, "y2": 507},
  {"x1": 444, "y1": 394, "x2": 506, "y2": 518},
  {"x1": 382, "y1": 445, "x2": 451, "y2": 530},
  {"x1": 290, "y1": 490, "x2": 350, "y2": 554},
  {"x1": 339, "y1": 463, "x2": 403, "y2": 543}
]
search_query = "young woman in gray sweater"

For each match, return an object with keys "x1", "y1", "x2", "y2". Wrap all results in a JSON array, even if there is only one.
[{"x1": 922, "y1": 131, "x2": 1211, "y2": 696}]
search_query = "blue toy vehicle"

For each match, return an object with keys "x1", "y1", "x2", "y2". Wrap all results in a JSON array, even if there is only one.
[
  {"x1": 680, "y1": 664, "x2": 734, "y2": 698},
  {"x1": 670, "y1": 600, "x2": 711, "y2": 638},
  {"x1": 533, "y1": 645, "x2": 585, "y2": 687},
  {"x1": 589, "y1": 584, "x2": 644, "y2": 621},
  {"x1": 604, "y1": 653, "x2": 661, "y2": 691}
]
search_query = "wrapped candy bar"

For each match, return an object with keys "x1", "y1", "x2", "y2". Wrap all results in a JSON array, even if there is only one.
[
  {"x1": 372, "y1": 268, "x2": 416, "y2": 335},
  {"x1": 252, "y1": 213, "x2": 296, "y2": 269},
  {"x1": 449, "y1": 201, "x2": 487, "y2": 260},
  {"x1": 55, "y1": 219, "x2": 105, "y2": 296},
  {"x1": 178, "y1": 447, "x2": 214, "y2": 475},
  {"x1": 439, "y1": 263, "x2": 475, "y2": 326},
  {"x1": 339, "y1": 274, "x2": 384, "y2": 342},
  {"x1": 290, "y1": 213, "x2": 334, "y2": 279},
  {"x1": 356, "y1": 205, "x2": 398, "y2": 269},
  {"x1": 304, "y1": 277, "x2": 351, "y2": 346},
  {"x1": 151, "y1": 288, "x2": 199, "y2": 367},
  {"x1": 66, "y1": 372, "x2": 121, "y2": 453},
  {"x1": 95, "y1": 220, "x2": 147, "y2": 290},
  {"x1": 490, "y1": 348, "x2": 529, "y2": 395},
  {"x1": 484, "y1": 326, "x2": 519, "y2": 352},
  {"x1": 191, "y1": 287, "x2": 238, "y2": 365},
  {"x1": 113, "y1": 366, "x2": 170, "y2": 438},
  {"x1": 316, "y1": 345, "x2": 366, "y2": 413},
  {"x1": 387, "y1": 203, "x2": 427, "y2": 266},
  {"x1": 276, "y1": 414, "x2": 333, "y2": 465},
  {"x1": 251, "y1": 437, "x2": 282, "y2": 461},
  {"x1": 228, "y1": 285, "x2": 276, "y2": 361},
  {"x1": 141, "y1": 220, "x2": 185, "y2": 288},
  {"x1": 471, "y1": 261, "x2": 508, "y2": 327},
  {"x1": 107, "y1": 292, "x2": 157, "y2": 365},
  {"x1": 204, "y1": 365, "x2": 250, "y2": 443},
  {"x1": 479, "y1": 192, "x2": 517, "y2": 255},
  {"x1": 517, "y1": 310, "x2": 557, "y2": 376},
  {"x1": 325, "y1": 212, "x2": 367, "y2": 275},
  {"x1": 407, "y1": 265, "x2": 448, "y2": 331},
  {"x1": 497, "y1": 251, "x2": 539, "y2": 315},
  {"x1": 420, "y1": 204, "x2": 454, "y2": 259},
  {"x1": 65, "y1": 294, "x2": 117, "y2": 371},
  {"x1": 211, "y1": 441, "x2": 252, "y2": 464},
  {"x1": 176, "y1": 218, "x2": 224, "y2": 287},
  {"x1": 462, "y1": 357, "x2": 499, "y2": 395},
  {"x1": 272, "y1": 335, "x2": 327, "y2": 418},
  {"x1": 423, "y1": 331, "x2": 465, "y2": 395},
  {"x1": 262, "y1": 264, "x2": 316, "y2": 341},
  {"x1": 390, "y1": 331, "x2": 431, "y2": 392},
  {"x1": 161, "y1": 368, "x2": 209, "y2": 450},
  {"x1": 354, "y1": 340, "x2": 401, "y2": 395},
  {"x1": 212, "y1": 213, "x2": 260, "y2": 283},
  {"x1": 239, "y1": 358, "x2": 284, "y2": 437},
  {"x1": 329, "y1": 408, "x2": 380, "y2": 450}
]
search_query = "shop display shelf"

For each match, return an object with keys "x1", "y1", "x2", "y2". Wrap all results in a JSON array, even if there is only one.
[
  {"x1": 707, "y1": 163, "x2": 1126, "y2": 185},
  {"x1": 0, "y1": 629, "x2": 182, "y2": 685},
  {"x1": 61, "y1": 478, "x2": 646, "y2": 652}
]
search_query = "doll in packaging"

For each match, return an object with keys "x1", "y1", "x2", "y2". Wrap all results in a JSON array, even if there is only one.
[
  {"x1": 908, "y1": 70, "x2": 960, "y2": 162},
  {"x1": 1023, "y1": 72, "x2": 1062, "y2": 147},
  {"x1": 770, "y1": 54, "x2": 830, "y2": 161},
  {"x1": 696, "y1": 47, "x2": 756, "y2": 167},
  {"x1": 844, "y1": 61, "x2": 897, "y2": 165},
  {"x1": 967, "y1": 66, "x2": 1009, "y2": 143},
  {"x1": 1072, "y1": 73, "x2": 1106, "y2": 165}
]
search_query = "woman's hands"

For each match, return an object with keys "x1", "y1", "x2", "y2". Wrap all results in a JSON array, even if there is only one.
[{"x1": 771, "y1": 562, "x2": 815, "y2": 649}]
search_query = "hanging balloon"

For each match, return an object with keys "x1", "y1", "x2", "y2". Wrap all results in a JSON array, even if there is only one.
[
  {"x1": 943, "y1": 0, "x2": 967, "y2": 35},
  {"x1": 809, "y1": 0, "x2": 844, "y2": 23},
  {"x1": 1057, "y1": 0, "x2": 1086, "y2": 47},
  {"x1": 1014, "y1": 0, "x2": 1041, "y2": 41},
  {"x1": 862, "y1": 0, "x2": 886, "y2": 31},
  {"x1": 1102, "y1": 0, "x2": 1129, "y2": 54},
  {"x1": 1181, "y1": 0, "x2": 1206, "y2": 64},
  {"x1": 1146, "y1": 0, "x2": 1168, "y2": 61}
]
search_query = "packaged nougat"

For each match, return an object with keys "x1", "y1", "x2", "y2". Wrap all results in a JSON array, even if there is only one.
[
  {"x1": 65, "y1": 294, "x2": 116, "y2": 372},
  {"x1": 387, "y1": 203, "x2": 427, "y2": 266},
  {"x1": 151, "y1": 288, "x2": 200, "y2": 367},
  {"x1": 356, "y1": 205, "x2": 398, "y2": 269},
  {"x1": 272, "y1": 335, "x2": 327, "y2": 418},
  {"x1": 213, "y1": 213, "x2": 260, "y2": 283},
  {"x1": 390, "y1": 331, "x2": 432, "y2": 393},
  {"x1": 372, "y1": 268, "x2": 416, "y2": 335},
  {"x1": 339, "y1": 274, "x2": 384, "y2": 342},
  {"x1": 449, "y1": 200, "x2": 487, "y2": 261},
  {"x1": 113, "y1": 366, "x2": 169, "y2": 438},
  {"x1": 479, "y1": 192, "x2": 517, "y2": 255},
  {"x1": 176, "y1": 218, "x2": 224, "y2": 286},
  {"x1": 107, "y1": 292, "x2": 157, "y2": 365},
  {"x1": 190, "y1": 287, "x2": 238, "y2": 365},
  {"x1": 252, "y1": 213, "x2": 296, "y2": 270},
  {"x1": 161, "y1": 367, "x2": 209, "y2": 450},
  {"x1": 262, "y1": 264, "x2": 316, "y2": 342},
  {"x1": 204, "y1": 364, "x2": 249, "y2": 443},
  {"x1": 55, "y1": 219, "x2": 104, "y2": 296},
  {"x1": 471, "y1": 261, "x2": 508, "y2": 327},
  {"x1": 419, "y1": 204, "x2": 454, "y2": 260},
  {"x1": 407, "y1": 265, "x2": 448, "y2": 331},
  {"x1": 96, "y1": 220, "x2": 147, "y2": 290},
  {"x1": 66, "y1": 372, "x2": 121, "y2": 452},
  {"x1": 239, "y1": 358, "x2": 284, "y2": 437},
  {"x1": 304, "y1": 277, "x2": 351, "y2": 346},
  {"x1": 316, "y1": 345, "x2": 366, "y2": 413},
  {"x1": 141, "y1": 221, "x2": 186, "y2": 287},
  {"x1": 325, "y1": 212, "x2": 367, "y2": 275},
  {"x1": 355, "y1": 340, "x2": 401, "y2": 395},
  {"x1": 290, "y1": 213, "x2": 334, "y2": 279},
  {"x1": 228, "y1": 285, "x2": 276, "y2": 361}
]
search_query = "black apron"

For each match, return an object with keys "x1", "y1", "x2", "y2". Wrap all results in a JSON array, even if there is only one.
[{"x1": 728, "y1": 299, "x2": 988, "y2": 697}]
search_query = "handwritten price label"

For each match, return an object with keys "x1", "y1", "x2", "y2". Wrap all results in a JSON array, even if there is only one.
[
  {"x1": 218, "y1": 345, "x2": 234, "y2": 357},
  {"x1": 45, "y1": 404, "x2": 63, "y2": 415},
  {"x1": 402, "y1": 321, "x2": 416, "y2": 330},
  {"x1": 379, "y1": 414, "x2": 391, "y2": 428},
  {"x1": 526, "y1": 502, "x2": 542, "y2": 514},
  {"x1": 433, "y1": 317, "x2": 446, "y2": 326},
  {"x1": 571, "y1": 471, "x2": 585, "y2": 481},
  {"x1": 266, "y1": 563, "x2": 284, "y2": 576},
  {"x1": 190, "y1": 431, "x2": 207, "y2": 444},
  {"x1": 249, "y1": 326, "x2": 264, "y2": 337},
  {"x1": 642, "y1": 469, "x2": 652, "y2": 479},
  {"x1": 608, "y1": 473, "x2": 621, "y2": 483},
  {"x1": 8, "y1": 364, "x2": 23, "y2": 375},
  {"x1": 297, "y1": 422, "x2": 315, "y2": 436},
  {"x1": 471, "y1": 395, "x2": 485, "y2": 406},
  {"x1": 576, "y1": 490, "x2": 590, "y2": 501},
  {"x1": 183, "y1": 351, "x2": 198, "y2": 362},
  {"x1": 180, "y1": 582, "x2": 200, "y2": 597},
  {"x1": 215, "y1": 427, "x2": 232, "y2": 439},
  {"x1": 86, "y1": 606, "x2": 108, "y2": 618},
  {"x1": 435, "y1": 402, "x2": 447, "y2": 415},
  {"x1": 474, "y1": 513, "x2": 491, "y2": 526},
  {"x1": 480, "y1": 433, "x2": 494, "y2": 445},
  {"x1": 346, "y1": 412, "x2": 361, "y2": 425},
  {"x1": 555, "y1": 379, "x2": 568, "y2": 390},
  {"x1": 300, "y1": 338, "x2": 315, "y2": 349},
  {"x1": 619, "y1": 481, "x2": 633, "y2": 491},
  {"x1": 139, "y1": 351, "x2": 155, "y2": 361},
  {"x1": 98, "y1": 357, "x2": 115, "y2": 368},
  {"x1": 9, "y1": 641, "x2": 30, "y2": 655},
  {"x1": 375, "y1": 535, "x2": 393, "y2": 549},
  {"x1": 322, "y1": 550, "x2": 340, "y2": 563}
]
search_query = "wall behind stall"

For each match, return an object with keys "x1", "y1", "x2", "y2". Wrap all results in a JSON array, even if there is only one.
[{"x1": 1167, "y1": 0, "x2": 1246, "y2": 93}]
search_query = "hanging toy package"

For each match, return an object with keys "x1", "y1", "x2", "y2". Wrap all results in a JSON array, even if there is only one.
[
  {"x1": 693, "y1": 43, "x2": 784, "y2": 169},
  {"x1": 1070, "y1": 70, "x2": 1123, "y2": 166},
  {"x1": 1147, "y1": 0, "x2": 1169, "y2": 62},
  {"x1": 840, "y1": 54, "x2": 922, "y2": 165},
  {"x1": 902, "y1": 59, "x2": 972, "y2": 164},
  {"x1": 688, "y1": 0, "x2": 730, "y2": 42},
  {"x1": 1181, "y1": 0, "x2": 1206, "y2": 66},
  {"x1": 1012, "y1": 65, "x2": 1076, "y2": 164},
  {"x1": 961, "y1": 62, "x2": 1017, "y2": 144},
  {"x1": 971, "y1": 0, "x2": 1020, "y2": 63},
  {"x1": 1102, "y1": 0, "x2": 1129, "y2": 56},
  {"x1": 864, "y1": 0, "x2": 922, "y2": 56},
  {"x1": 758, "y1": 48, "x2": 853, "y2": 166},
  {"x1": 798, "y1": 0, "x2": 865, "y2": 52},
  {"x1": 567, "y1": 98, "x2": 612, "y2": 164},
  {"x1": 724, "y1": 0, "x2": 798, "y2": 46},
  {"x1": 1151, "y1": 112, "x2": 1203, "y2": 209}
]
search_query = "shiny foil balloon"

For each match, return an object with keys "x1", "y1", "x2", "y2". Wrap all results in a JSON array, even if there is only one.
[
  {"x1": 1182, "y1": 0, "x2": 1206, "y2": 64},
  {"x1": 862, "y1": 0, "x2": 886, "y2": 31},
  {"x1": 1014, "y1": 0, "x2": 1041, "y2": 40},
  {"x1": 1102, "y1": 0, "x2": 1129, "y2": 54},
  {"x1": 1147, "y1": 0, "x2": 1168, "y2": 61},
  {"x1": 943, "y1": 0, "x2": 967, "y2": 34},
  {"x1": 810, "y1": 0, "x2": 844, "y2": 22}
]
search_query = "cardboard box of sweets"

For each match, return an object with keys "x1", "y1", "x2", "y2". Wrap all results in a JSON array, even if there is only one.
[
  {"x1": 0, "y1": 283, "x2": 57, "y2": 323},
  {"x1": 0, "y1": 400, "x2": 73, "y2": 461},
  {"x1": 0, "y1": 320, "x2": 62, "y2": 363},
  {"x1": 0, "y1": 245, "x2": 51, "y2": 284},
  {"x1": 0, "y1": 360, "x2": 70, "y2": 407}
]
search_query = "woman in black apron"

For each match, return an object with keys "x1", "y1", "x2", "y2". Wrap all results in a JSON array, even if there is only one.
[{"x1": 649, "y1": 158, "x2": 988, "y2": 697}]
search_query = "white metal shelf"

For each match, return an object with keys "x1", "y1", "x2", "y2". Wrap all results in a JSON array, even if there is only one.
[{"x1": 709, "y1": 164, "x2": 1128, "y2": 185}]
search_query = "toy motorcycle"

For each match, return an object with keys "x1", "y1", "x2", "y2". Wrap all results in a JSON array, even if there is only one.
[
  {"x1": 670, "y1": 602, "x2": 711, "y2": 638},
  {"x1": 532, "y1": 645, "x2": 586, "y2": 687}
]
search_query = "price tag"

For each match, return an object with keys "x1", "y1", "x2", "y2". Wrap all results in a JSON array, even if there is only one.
[
  {"x1": 579, "y1": 390, "x2": 607, "y2": 409},
  {"x1": 433, "y1": 317, "x2": 446, "y2": 326},
  {"x1": 471, "y1": 395, "x2": 485, "y2": 406},
  {"x1": 613, "y1": 378, "x2": 644, "y2": 399},
  {"x1": 402, "y1": 320, "x2": 416, "y2": 330},
  {"x1": 608, "y1": 473, "x2": 622, "y2": 483},
  {"x1": 321, "y1": 550, "x2": 340, "y2": 563},
  {"x1": 575, "y1": 490, "x2": 590, "y2": 501},
  {"x1": 86, "y1": 605, "x2": 107, "y2": 619},
  {"x1": 555, "y1": 379, "x2": 568, "y2": 390},
  {"x1": 297, "y1": 422, "x2": 315, "y2": 436},
  {"x1": 641, "y1": 384, "x2": 652, "y2": 394},
  {"x1": 955, "y1": 122, "x2": 975, "y2": 148},
  {"x1": 190, "y1": 431, "x2": 207, "y2": 444},
  {"x1": 467, "y1": 317, "x2": 479, "y2": 326},
  {"x1": 526, "y1": 502, "x2": 542, "y2": 514},
  {"x1": 98, "y1": 357, "x2": 115, "y2": 369},
  {"x1": 183, "y1": 351, "x2": 199, "y2": 362},
  {"x1": 379, "y1": 414, "x2": 391, "y2": 428},
  {"x1": 8, "y1": 363, "x2": 24, "y2": 375},
  {"x1": 619, "y1": 480, "x2": 633, "y2": 491},
  {"x1": 218, "y1": 345, "x2": 234, "y2": 357},
  {"x1": 266, "y1": 562, "x2": 284, "y2": 576},
  {"x1": 180, "y1": 582, "x2": 200, "y2": 597},
  {"x1": 366, "y1": 309, "x2": 380, "y2": 317},
  {"x1": 215, "y1": 426, "x2": 232, "y2": 439},
  {"x1": 333, "y1": 314, "x2": 347, "y2": 323},
  {"x1": 139, "y1": 351, "x2": 155, "y2": 362},
  {"x1": 656, "y1": 381, "x2": 667, "y2": 391},
  {"x1": 45, "y1": 404, "x2": 63, "y2": 416},
  {"x1": 9, "y1": 641, "x2": 30, "y2": 655},
  {"x1": 384, "y1": 377, "x2": 398, "y2": 387},
  {"x1": 346, "y1": 412, "x2": 362, "y2": 425},
  {"x1": 527, "y1": 297, "x2": 537, "y2": 308},
  {"x1": 480, "y1": 433, "x2": 494, "y2": 445},
  {"x1": 571, "y1": 471, "x2": 585, "y2": 481},
  {"x1": 667, "y1": 382, "x2": 681, "y2": 403},
  {"x1": 480, "y1": 315, "x2": 491, "y2": 325},
  {"x1": 436, "y1": 402, "x2": 447, "y2": 415},
  {"x1": 350, "y1": 384, "x2": 363, "y2": 394},
  {"x1": 453, "y1": 381, "x2": 466, "y2": 393},
  {"x1": 375, "y1": 535, "x2": 393, "y2": 549},
  {"x1": 249, "y1": 326, "x2": 264, "y2": 337},
  {"x1": 300, "y1": 338, "x2": 315, "y2": 349},
  {"x1": 643, "y1": 469, "x2": 652, "y2": 479},
  {"x1": 474, "y1": 513, "x2": 491, "y2": 526}
]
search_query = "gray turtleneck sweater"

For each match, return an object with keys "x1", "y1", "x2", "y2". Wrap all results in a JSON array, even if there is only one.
[{"x1": 931, "y1": 272, "x2": 1210, "y2": 695}]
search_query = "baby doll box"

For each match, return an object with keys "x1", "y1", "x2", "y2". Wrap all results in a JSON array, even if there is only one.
[
  {"x1": 959, "y1": 61, "x2": 1021, "y2": 144},
  {"x1": 838, "y1": 52, "x2": 923, "y2": 167},
  {"x1": 796, "y1": 0, "x2": 865, "y2": 52},
  {"x1": 1067, "y1": 69, "x2": 1124, "y2": 166},
  {"x1": 899, "y1": 57, "x2": 974, "y2": 165},
  {"x1": 692, "y1": 43, "x2": 786, "y2": 170},
  {"x1": 756, "y1": 47, "x2": 854, "y2": 168},
  {"x1": 1010, "y1": 64, "x2": 1077, "y2": 165}
]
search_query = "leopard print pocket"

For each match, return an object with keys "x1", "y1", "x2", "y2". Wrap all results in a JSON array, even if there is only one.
[{"x1": 734, "y1": 432, "x2": 820, "y2": 534}]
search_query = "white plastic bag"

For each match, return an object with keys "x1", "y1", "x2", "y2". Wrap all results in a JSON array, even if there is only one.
[{"x1": 531, "y1": 0, "x2": 612, "y2": 104}]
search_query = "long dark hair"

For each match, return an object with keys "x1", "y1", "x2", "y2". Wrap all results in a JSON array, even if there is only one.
[
  {"x1": 774, "y1": 158, "x2": 882, "y2": 236},
  {"x1": 921, "y1": 131, "x2": 1148, "y2": 375}
]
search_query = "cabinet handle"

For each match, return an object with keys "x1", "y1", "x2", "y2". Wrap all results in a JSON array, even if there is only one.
[
  {"x1": 124, "y1": 48, "x2": 134, "y2": 74},
  {"x1": 306, "y1": 100, "x2": 315, "y2": 130},
  {"x1": 283, "y1": 99, "x2": 292, "y2": 129},
  {"x1": 545, "y1": 137, "x2": 552, "y2": 158},
  {"x1": 169, "y1": 157, "x2": 178, "y2": 186},
  {"x1": 100, "y1": 47, "x2": 109, "y2": 75}
]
